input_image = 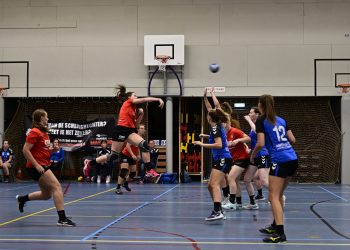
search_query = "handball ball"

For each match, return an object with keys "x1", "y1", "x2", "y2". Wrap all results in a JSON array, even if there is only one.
[
  {"x1": 77, "y1": 176, "x2": 83, "y2": 182},
  {"x1": 209, "y1": 63, "x2": 220, "y2": 73}
]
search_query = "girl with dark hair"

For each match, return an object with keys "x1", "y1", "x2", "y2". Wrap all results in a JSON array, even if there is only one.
[
  {"x1": 194, "y1": 91, "x2": 232, "y2": 222},
  {"x1": 16, "y1": 109, "x2": 76, "y2": 226},
  {"x1": 251, "y1": 94, "x2": 298, "y2": 243},
  {"x1": 84, "y1": 85, "x2": 164, "y2": 194},
  {"x1": 244, "y1": 107, "x2": 270, "y2": 201}
]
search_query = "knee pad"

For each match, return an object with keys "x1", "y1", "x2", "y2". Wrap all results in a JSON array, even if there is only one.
[
  {"x1": 129, "y1": 171, "x2": 136, "y2": 179},
  {"x1": 107, "y1": 150, "x2": 119, "y2": 162},
  {"x1": 144, "y1": 162, "x2": 152, "y2": 171},
  {"x1": 138, "y1": 140, "x2": 150, "y2": 152},
  {"x1": 119, "y1": 168, "x2": 129, "y2": 179}
]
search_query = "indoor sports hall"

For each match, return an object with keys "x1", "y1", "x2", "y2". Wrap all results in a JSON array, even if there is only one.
[{"x1": 0, "y1": 0, "x2": 350, "y2": 249}]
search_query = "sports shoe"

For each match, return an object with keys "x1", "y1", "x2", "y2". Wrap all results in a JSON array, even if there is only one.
[
  {"x1": 16, "y1": 195, "x2": 25, "y2": 213},
  {"x1": 115, "y1": 187, "x2": 123, "y2": 195},
  {"x1": 262, "y1": 233, "x2": 287, "y2": 243},
  {"x1": 83, "y1": 159, "x2": 91, "y2": 177},
  {"x1": 97, "y1": 175, "x2": 101, "y2": 183},
  {"x1": 122, "y1": 182, "x2": 131, "y2": 192},
  {"x1": 243, "y1": 203, "x2": 259, "y2": 210},
  {"x1": 205, "y1": 210, "x2": 225, "y2": 221},
  {"x1": 221, "y1": 196, "x2": 230, "y2": 206},
  {"x1": 221, "y1": 201, "x2": 237, "y2": 210},
  {"x1": 57, "y1": 217, "x2": 76, "y2": 227},
  {"x1": 255, "y1": 194, "x2": 265, "y2": 201},
  {"x1": 105, "y1": 175, "x2": 111, "y2": 184},
  {"x1": 259, "y1": 225, "x2": 277, "y2": 235}
]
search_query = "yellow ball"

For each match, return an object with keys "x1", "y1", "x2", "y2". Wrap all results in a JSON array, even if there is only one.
[{"x1": 78, "y1": 176, "x2": 83, "y2": 182}]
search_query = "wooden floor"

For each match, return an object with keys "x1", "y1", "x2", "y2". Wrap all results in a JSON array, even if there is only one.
[{"x1": 0, "y1": 181, "x2": 349, "y2": 250}]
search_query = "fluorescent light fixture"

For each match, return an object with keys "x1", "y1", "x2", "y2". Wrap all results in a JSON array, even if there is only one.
[{"x1": 234, "y1": 103, "x2": 246, "y2": 109}]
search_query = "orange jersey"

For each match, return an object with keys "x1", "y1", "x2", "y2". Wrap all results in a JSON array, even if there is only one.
[
  {"x1": 25, "y1": 127, "x2": 51, "y2": 168},
  {"x1": 226, "y1": 127, "x2": 249, "y2": 161},
  {"x1": 122, "y1": 144, "x2": 139, "y2": 158},
  {"x1": 117, "y1": 99, "x2": 136, "y2": 128}
]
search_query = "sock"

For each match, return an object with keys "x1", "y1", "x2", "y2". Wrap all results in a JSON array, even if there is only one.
[
  {"x1": 249, "y1": 195, "x2": 256, "y2": 205},
  {"x1": 258, "y1": 188, "x2": 263, "y2": 196},
  {"x1": 222, "y1": 186, "x2": 230, "y2": 197},
  {"x1": 275, "y1": 225, "x2": 284, "y2": 236},
  {"x1": 57, "y1": 210, "x2": 66, "y2": 220},
  {"x1": 117, "y1": 184, "x2": 121, "y2": 189},
  {"x1": 236, "y1": 196, "x2": 242, "y2": 205},
  {"x1": 229, "y1": 194, "x2": 236, "y2": 204},
  {"x1": 214, "y1": 202, "x2": 221, "y2": 212},
  {"x1": 19, "y1": 194, "x2": 30, "y2": 203},
  {"x1": 124, "y1": 181, "x2": 129, "y2": 186}
]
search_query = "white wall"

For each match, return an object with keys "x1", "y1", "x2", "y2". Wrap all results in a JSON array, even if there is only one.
[{"x1": 0, "y1": 0, "x2": 350, "y2": 97}]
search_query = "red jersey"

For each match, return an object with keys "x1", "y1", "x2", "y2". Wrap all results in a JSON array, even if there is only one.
[
  {"x1": 25, "y1": 127, "x2": 51, "y2": 168},
  {"x1": 122, "y1": 144, "x2": 139, "y2": 158},
  {"x1": 226, "y1": 127, "x2": 249, "y2": 161},
  {"x1": 117, "y1": 99, "x2": 136, "y2": 128}
]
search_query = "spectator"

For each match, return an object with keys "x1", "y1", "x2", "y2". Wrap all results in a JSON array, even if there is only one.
[
  {"x1": 96, "y1": 140, "x2": 112, "y2": 183},
  {"x1": 0, "y1": 140, "x2": 14, "y2": 183},
  {"x1": 149, "y1": 140, "x2": 159, "y2": 169},
  {"x1": 50, "y1": 138, "x2": 65, "y2": 179}
]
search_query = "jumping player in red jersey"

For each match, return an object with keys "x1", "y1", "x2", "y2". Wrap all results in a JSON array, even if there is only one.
[
  {"x1": 84, "y1": 85, "x2": 164, "y2": 193},
  {"x1": 16, "y1": 109, "x2": 76, "y2": 226}
]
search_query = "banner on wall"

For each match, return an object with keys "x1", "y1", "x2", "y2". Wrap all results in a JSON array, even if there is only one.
[{"x1": 24, "y1": 116, "x2": 115, "y2": 151}]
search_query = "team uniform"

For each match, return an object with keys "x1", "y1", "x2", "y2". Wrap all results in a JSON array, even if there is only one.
[
  {"x1": 25, "y1": 128, "x2": 52, "y2": 181},
  {"x1": 255, "y1": 116, "x2": 298, "y2": 178},
  {"x1": 113, "y1": 99, "x2": 137, "y2": 142},
  {"x1": 209, "y1": 124, "x2": 232, "y2": 174},
  {"x1": 249, "y1": 129, "x2": 271, "y2": 169},
  {"x1": 121, "y1": 145, "x2": 139, "y2": 165},
  {"x1": 226, "y1": 127, "x2": 250, "y2": 168},
  {"x1": 1, "y1": 147, "x2": 14, "y2": 163},
  {"x1": 205, "y1": 123, "x2": 232, "y2": 222}
]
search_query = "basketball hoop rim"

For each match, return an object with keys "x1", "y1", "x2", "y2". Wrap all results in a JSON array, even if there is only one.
[
  {"x1": 337, "y1": 83, "x2": 350, "y2": 93},
  {"x1": 156, "y1": 55, "x2": 171, "y2": 64}
]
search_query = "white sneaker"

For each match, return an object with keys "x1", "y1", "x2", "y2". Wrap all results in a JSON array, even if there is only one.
[
  {"x1": 222, "y1": 201, "x2": 237, "y2": 210},
  {"x1": 205, "y1": 210, "x2": 225, "y2": 221},
  {"x1": 221, "y1": 196, "x2": 229, "y2": 206},
  {"x1": 97, "y1": 175, "x2": 101, "y2": 183},
  {"x1": 106, "y1": 175, "x2": 111, "y2": 184},
  {"x1": 243, "y1": 203, "x2": 259, "y2": 210}
]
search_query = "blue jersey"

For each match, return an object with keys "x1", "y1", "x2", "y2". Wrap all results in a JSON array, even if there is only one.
[
  {"x1": 208, "y1": 123, "x2": 232, "y2": 161},
  {"x1": 256, "y1": 116, "x2": 297, "y2": 163},
  {"x1": 1, "y1": 148, "x2": 13, "y2": 162},
  {"x1": 249, "y1": 129, "x2": 269, "y2": 158}
]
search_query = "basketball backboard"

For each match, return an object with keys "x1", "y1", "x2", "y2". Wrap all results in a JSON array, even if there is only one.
[{"x1": 144, "y1": 35, "x2": 184, "y2": 66}]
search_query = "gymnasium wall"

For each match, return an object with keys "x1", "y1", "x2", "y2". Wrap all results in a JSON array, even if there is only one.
[{"x1": 0, "y1": 0, "x2": 350, "y2": 97}]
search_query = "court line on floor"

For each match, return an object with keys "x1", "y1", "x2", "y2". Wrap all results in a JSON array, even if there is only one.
[
  {"x1": 0, "y1": 184, "x2": 37, "y2": 192},
  {"x1": 1, "y1": 238, "x2": 350, "y2": 246},
  {"x1": 319, "y1": 186, "x2": 348, "y2": 202},
  {"x1": 81, "y1": 185, "x2": 178, "y2": 241},
  {"x1": 0, "y1": 188, "x2": 115, "y2": 227}
]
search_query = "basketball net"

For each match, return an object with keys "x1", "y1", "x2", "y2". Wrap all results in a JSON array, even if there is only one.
[
  {"x1": 0, "y1": 88, "x2": 6, "y2": 98},
  {"x1": 338, "y1": 84, "x2": 350, "y2": 96},
  {"x1": 156, "y1": 55, "x2": 170, "y2": 72}
]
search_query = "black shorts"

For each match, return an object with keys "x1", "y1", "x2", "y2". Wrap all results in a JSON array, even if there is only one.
[
  {"x1": 254, "y1": 155, "x2": 271, "y2": 169},
  {"x1": 120, "y1": 153, "x2": 136, "y2": 165},
  {"x1": 269, "y1": 159, "x2": 298, "y2": 178},
  {"x1": 112, "y1": 126, "x2": 137, "y2": 142},
  {"x1": 233, "y1": 158, "x2": 251, "y2": 169},
  {"x1": 212, "y1": 158, "x2": 232, "y2": 174},
  {"x1": 26, "y1": 166, "x2": 51, "y2": 181}
]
